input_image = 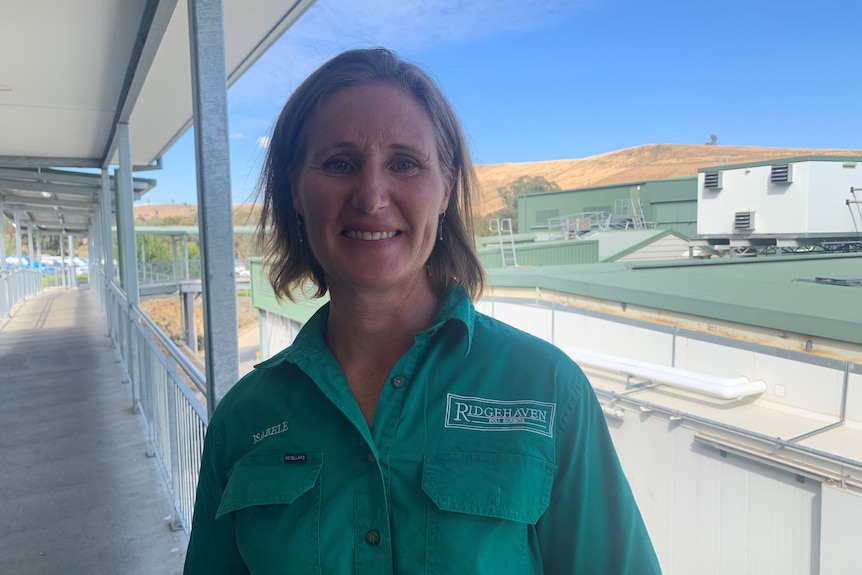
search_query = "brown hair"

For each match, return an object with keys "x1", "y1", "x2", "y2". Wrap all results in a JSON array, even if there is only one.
[{"x1": 258, "y1": 47, "x2": 485, "y2": 301}]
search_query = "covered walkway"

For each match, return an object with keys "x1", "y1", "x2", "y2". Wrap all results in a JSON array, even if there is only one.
[{"x1": 0, "y1": 288, "x2": 186, "y2": 574}]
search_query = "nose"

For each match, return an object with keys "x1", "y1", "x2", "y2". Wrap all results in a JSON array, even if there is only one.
[{"x1": 351, "y1": 164, "x2": 389, "y2": 213}]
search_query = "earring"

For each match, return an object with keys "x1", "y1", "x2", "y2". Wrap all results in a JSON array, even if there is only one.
[
  {"x1": 437, "y1": 211, "x2": 446, "y2": 241},
  {"x1": 296, "y1": 213, "x2": 304, "y2": 244}
]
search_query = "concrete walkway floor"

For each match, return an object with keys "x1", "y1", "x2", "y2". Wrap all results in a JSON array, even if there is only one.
[{"x1": 0, "y1": 288, "x2": 187, "y2": 575}]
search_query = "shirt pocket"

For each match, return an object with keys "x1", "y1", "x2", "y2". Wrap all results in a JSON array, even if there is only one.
[
  {"x1": 217, "y1": 452, "x2": 324, "y2": 575},
  {"x1": 422, "y1": 451, "x2": 557, "y2": 575}
]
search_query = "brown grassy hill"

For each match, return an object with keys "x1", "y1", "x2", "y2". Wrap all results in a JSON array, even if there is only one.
[
  {"x1": 473, "y1": 144, "x2": 862, "y2": 215},
  {"x1": 134, "y1": 202, "x2": 198, "y2": 223}
]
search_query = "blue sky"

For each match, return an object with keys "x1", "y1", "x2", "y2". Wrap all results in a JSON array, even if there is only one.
[{"x1": 142, "y1": 0, "x2": 862, "y2": 205}]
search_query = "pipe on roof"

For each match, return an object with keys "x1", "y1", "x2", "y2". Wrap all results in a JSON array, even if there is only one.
[{"x1": 562, "y1": 346, "x2": 767, "y2": 400}]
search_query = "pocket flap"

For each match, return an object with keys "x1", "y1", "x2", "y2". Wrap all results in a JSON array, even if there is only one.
[
  {"x1": 422, "y1": 452, "x2": 557, "y2": 524},
  {"x1": 216, "y1": 452, "x2": 323, "y2": 518}
]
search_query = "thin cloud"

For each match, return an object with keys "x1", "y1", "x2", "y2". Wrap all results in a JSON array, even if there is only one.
[
  {"x1": 230, "y1": 132, "x2": 245, "y2": 140},
  {"x1": 230, "y1": 0, "x2": 580, "y2": 105}
]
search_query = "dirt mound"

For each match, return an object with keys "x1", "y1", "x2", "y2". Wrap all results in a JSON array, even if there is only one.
[{"x1": 140, "y1": 295, "x2": 257, "y2": 356}]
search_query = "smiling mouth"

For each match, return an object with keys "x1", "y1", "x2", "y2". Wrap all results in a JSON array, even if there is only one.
[{"x1": 344, "y1": 230, "x2": 399, "y2": 241}]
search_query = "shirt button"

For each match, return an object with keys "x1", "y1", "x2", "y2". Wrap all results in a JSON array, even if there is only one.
[
  {"x1": 392, "y1": 375, "x2": 405, "y2": 388},
  {"x1": 366, "y1": 530, "x2": 381, "y2": 545},
  {"x1": 367, "y1": 452, "x2": 376, "y2": 463}
]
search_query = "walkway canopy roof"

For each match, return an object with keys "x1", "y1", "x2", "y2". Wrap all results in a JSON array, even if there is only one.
[{"x1": 0, "y1": 0, "x2": 314, "y2": 235}]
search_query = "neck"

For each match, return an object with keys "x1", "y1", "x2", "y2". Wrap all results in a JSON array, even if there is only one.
[{"x1": 325, "y1": 277, "x2": 440, "y2": 367}]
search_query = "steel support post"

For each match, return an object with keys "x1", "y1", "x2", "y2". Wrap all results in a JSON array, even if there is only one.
[
  {"x1": 100, "y1": 169, "x2": 115, "y2": 285},
  {"x1": 116, "y1": 122, "x2": 140, "y2": 411},
  {"x1": 68, "y1": 235, "x2": 76, "y2": 288},
  {"x1": 59, "y1": 235, "x2": 67, "y2": 288},
  {"x1": 27, "y1": 226, "x2": 35, "y2": 265},
  {"x1": 183, "y1": 290, "x2": 199, "y2": 355},
  {"x1": 140, "y1": 234, "x2": 147, "y2": 283},
  {"x1": 0, "y1": 200, "x2": 6, "y2": 265},
  {"x1": 188, "y1": 0, "x2": 239, "y2": 414},
  {"x1": 13, "y1": 208, "x2": 23, "y2": 265},
  {"x1": 116, "y1": 124, "x2": 139, "y2": 306}
]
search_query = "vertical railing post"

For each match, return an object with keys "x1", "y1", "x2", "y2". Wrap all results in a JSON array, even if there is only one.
[{"x1": 165, "y1": 354, "x2": 184, "y2": 531}]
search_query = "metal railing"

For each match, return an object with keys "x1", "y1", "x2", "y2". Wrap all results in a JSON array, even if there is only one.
[
  {"x1": 0, "y1": 268, "x2": 43, "y2": 320},
  {"x1": 105, "y1": 282, "x2": 208, "y2": 534}
]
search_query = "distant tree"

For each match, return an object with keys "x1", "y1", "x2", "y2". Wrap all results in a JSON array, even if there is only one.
[
  {"x1": 493, "y1": 175, "x2": 560, "y2": 232},
  {"x1": 707, "y1": 134, "x2": 718, "y2": 145}
]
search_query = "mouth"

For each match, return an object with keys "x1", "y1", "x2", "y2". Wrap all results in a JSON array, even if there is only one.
[{"x1": 343, "y1": 230, "x2": 400, "y2": 241}]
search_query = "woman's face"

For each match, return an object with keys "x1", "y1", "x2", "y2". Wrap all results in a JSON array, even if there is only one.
[{"x1": 293, "y1": 83, "x2": 451, "y2": 298}]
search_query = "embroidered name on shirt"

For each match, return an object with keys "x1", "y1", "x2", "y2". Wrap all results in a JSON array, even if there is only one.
[
  {"x1": 445, "y1": 394, "x2": 556, "y2": 437},
  {"x1": 284, "y1": 453, "x2": 307, "y2": 464},
  {"x1": 252, "y1": 421, "x2": 289, "y2": 444}
]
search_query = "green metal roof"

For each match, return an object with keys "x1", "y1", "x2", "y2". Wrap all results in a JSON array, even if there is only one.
[
  {"x1": 488, "y1": 253, "x2": 862, "y2": 346},
  {"x1": 698, "y1": 156, "x2": 862, "y2": 173}
]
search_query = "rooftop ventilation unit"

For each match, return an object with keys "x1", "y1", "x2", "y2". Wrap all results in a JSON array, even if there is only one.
[
  {"x1": 770, "y1": 164, "x2": 793, "y2": 183},
  {"x1": 734, "y1": 211, "x2": 754, "y2": 230},
  {"x1": 703, "y1": 171, "x2": 722, "y2": 190}
]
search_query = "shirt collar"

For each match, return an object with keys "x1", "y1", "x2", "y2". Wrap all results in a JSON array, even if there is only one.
[{"x1": 255, "y1": 284, "x2": 476, "y2": 370}]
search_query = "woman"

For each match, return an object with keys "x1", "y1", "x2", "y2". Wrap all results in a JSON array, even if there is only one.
[{"x1": 184, "y1": 48, "x2": 660, "y2": 574}]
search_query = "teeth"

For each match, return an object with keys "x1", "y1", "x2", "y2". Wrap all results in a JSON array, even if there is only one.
[{"x1": 345, "y1": 230, "x2": 397, "y2": 241}]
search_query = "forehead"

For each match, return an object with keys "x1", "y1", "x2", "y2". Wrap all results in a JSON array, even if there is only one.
[{"x1": 307, "y1": 82, "x2": 436, "y2": 145}]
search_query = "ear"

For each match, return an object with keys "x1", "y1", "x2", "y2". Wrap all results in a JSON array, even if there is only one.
[
  {"x1": 439, "y1": 174, "x2": 453, "y2": 213},
  {"x1": 291, "y1": 191, "x2": 303, "y2": 216}
]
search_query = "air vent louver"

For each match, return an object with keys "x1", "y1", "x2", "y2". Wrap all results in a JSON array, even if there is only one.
[
  {"x1": 734, "y1": 211, "x2": 754, "y2": 230},
  {"x1": 704, "y1": 172, "x2": 722, "y2": 189},
  {"x1": 770, "y1": 164, "x2": 792, "y2": 183}
]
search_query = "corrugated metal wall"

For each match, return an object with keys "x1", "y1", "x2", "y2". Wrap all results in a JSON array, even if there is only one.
[
  {"x1": 482, "y1": 296, "x2": 852, "y2": 574},
  {"x1": 477, "y1": 240, "x2": 599, "y2": 268}
]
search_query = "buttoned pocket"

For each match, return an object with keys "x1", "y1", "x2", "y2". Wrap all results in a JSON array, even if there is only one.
[
  {"x1": 422, "y1": 451, "x2": 557, "y2": 574},
  {"x1": 218, "y1": 452, "x2": 323, "y2": 574}
]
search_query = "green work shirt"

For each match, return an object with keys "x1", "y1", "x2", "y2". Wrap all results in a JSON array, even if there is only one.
[{"x1": 184, "y1": 286, "x2": 661, "y2": 574}]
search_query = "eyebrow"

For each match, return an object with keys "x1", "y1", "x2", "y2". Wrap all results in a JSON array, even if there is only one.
[{"x1": 309, "y1": 141, "x2": 432, "y2": 161}]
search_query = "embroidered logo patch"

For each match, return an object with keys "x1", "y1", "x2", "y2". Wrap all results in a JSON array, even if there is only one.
[{"x1": 445, "y1": 394, "x2": 556, "y2": 437}]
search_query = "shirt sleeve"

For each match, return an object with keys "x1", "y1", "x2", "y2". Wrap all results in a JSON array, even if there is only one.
[
  {"x1": 183, "y1": 419, "x2": 249, "y2": 575},
  {"x1": 536, "y1": 366, "x2": 662, "y2": 574}
]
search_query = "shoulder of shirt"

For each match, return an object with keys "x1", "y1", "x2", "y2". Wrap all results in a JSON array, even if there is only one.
[
  {"x1": 208, "y1": 357, "x2": 293, "y2": 428},
  {"x1": 472, "y1": 311, "x2": 576, "y2": 364}
]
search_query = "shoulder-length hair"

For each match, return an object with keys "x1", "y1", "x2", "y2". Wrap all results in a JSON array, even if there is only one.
[{"x1": 258, "y1": 47, "x2": 485, "y2": 302}]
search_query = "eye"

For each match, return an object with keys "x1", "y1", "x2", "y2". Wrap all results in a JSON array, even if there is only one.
[
  {"x1": 324, "y1": 158, "x2": 352, "y2": 173},
  {"x1": 394, "y1": 158, "x2": 418, "y2": 171}
]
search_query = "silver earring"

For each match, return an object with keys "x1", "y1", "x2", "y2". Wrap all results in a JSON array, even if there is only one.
[
  {"x1": 437, "y1": 212, "x2": 445, "y2": 241},
  {"x1": 296, "y1": 213, "x2": 304, "y2": 244}
]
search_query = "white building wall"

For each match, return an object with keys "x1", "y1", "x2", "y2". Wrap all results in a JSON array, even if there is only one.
[
  {"x1": 820, "y1": 485, "x2": 862, "y2": 573},
  {"x1": 608, "y1": 414, "x2": 819, "y2": 575},
  {"x1": 697, "y1": 160, "x2": 862, "y2": 236},
  {"x1": 806, "y1": 161, "x2": 862, "y2": 234}
]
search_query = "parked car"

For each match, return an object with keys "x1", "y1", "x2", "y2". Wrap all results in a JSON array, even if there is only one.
[{"x1": 5, "y1": 255, "x2": 35, "y2": 269}]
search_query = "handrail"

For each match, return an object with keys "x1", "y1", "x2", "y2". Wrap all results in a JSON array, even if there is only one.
[
  {"x1": 133, "y1": 303, "x2": 208, "y2": 401},
  {"x1": 0, "y1": 268, "x2": 43, "y2": 320},
  {"x1": 104, "y1": 281, "x2": 208, "y2": 533}
]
